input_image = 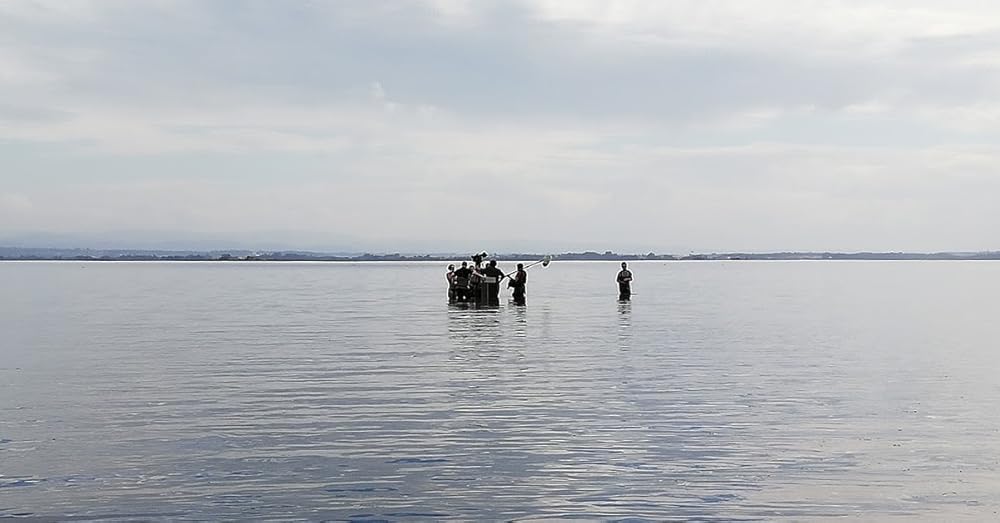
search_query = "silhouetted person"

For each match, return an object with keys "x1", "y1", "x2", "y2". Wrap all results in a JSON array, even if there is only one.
[
  {"x1": 453, "y1": 261, "x2": 472, "y2": 302},
  {"x1": 446, "y1": 264, "x2": 457, "y2": 303},
  {"x1": 509, "y1": 263, "x2": 527, "y2": 305},
  {"x1": 481, "y1": 260, "x2": 504, "y2": 305},
  {"x1": 616, "y1": 262, "x2": 633, "y2": 300}
]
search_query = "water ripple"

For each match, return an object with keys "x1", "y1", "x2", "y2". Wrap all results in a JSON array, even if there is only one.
[{"x1": 1, "y1": 261, "x2": 1000, "y2": 520}]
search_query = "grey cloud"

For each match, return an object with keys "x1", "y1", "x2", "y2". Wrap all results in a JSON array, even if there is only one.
[
  {"x1": 7, "y1": 1, "x2": 995, "y2": 125},
  {"x1": 0, "y1": 104, "x2": 73, "y2": 123}
]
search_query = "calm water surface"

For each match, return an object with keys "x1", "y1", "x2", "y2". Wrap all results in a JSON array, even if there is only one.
[{"x1": 2, "y1": 261, "x2": 1000, "y2": 521}]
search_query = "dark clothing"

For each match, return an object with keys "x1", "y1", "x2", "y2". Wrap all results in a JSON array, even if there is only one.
[
  {"x1": 617, "y1": 269, "x2": 632, "y2": 300},
  {"x1": 481, "y1": 265, "x2": 504, "y2": 305},
  {"x1": 453, "y1": 267, "x2": 473, "y2": 302},
  {"x1": 510, "y1": 269, "x2": 527, "y2": 305},
  {"x1": 481, "y1": 266, "x2": 504, "y2": 280}
]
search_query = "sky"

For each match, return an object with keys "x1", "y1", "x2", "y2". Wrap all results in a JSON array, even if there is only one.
[{"x1": 3, "y1": 0, "x2": 1000, "y2": 254}]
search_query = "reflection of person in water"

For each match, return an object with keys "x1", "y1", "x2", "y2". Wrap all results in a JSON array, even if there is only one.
[
  {"x1": 616, "y1": 262, "x2": 633, "y2": 300},
  {"x1": 509, "y1": 263, "x2": 527, "y2": 305},
  {"x1": 481, "y1": 260, "x2": 504, "y2": 305}
]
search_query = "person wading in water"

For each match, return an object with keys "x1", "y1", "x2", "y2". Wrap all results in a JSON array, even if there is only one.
[
  {"x1": 481, "y1": 259, "x2": 505, "y2": 306},
  {"x1": 452, "y1": 261, "x2": 473, "y2": 302},
  {"x1": 509, "y1": 263, "x2": 527, "y2": 305},
  {"x1": 446, "y1": 264, "x2": 457, "y2": 303},
  {"x1": 616, "y1": 262, "x2": 633, "y2": 300}
]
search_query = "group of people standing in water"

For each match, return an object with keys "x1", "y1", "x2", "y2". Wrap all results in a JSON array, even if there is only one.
[
  {"x1": 446, "y1": 258, "x2": 527, "y2": 305},
  {"x1": 445, "y1": 256, "x2": 634, "y2": 305}
]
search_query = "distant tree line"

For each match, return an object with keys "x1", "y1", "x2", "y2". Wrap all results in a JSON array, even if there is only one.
[{"x1": 2, "y1": 249, "x2": 1000, "y2": 262}]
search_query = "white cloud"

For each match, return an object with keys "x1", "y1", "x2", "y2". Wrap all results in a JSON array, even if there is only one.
[{"x1": 528, "y1": 1, "x2": 1000, "y2": 53}]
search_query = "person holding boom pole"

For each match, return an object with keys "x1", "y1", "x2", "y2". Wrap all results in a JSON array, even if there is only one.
[
  {"x1": 499, "y1": 255, "x2": 551, "y2": 305},
  {"x1": 509, "y1": 263, "x2": 527, "y2": 305}
]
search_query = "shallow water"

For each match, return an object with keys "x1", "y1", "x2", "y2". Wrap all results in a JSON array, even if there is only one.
[{"x1": 2, "y1": 260, "x2": 1000, "y2": 521}]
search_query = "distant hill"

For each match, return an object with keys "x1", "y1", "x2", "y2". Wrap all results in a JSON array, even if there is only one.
[{"x1": 2, "y1": 246, "x2": 999, "y2": 261}]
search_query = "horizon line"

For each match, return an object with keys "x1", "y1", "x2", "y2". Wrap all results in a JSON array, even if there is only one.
[{"x1": 2, "y1": 245, "x2": 1000, "y2": 258}]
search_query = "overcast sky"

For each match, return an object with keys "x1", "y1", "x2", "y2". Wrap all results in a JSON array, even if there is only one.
[{"x1": 3, "y1": 1, "x2": 1000, "y2": 253}]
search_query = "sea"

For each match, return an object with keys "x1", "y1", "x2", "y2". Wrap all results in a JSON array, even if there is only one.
[{"x1": 2, "y1": 260, "x2": 999, "y2": 521}]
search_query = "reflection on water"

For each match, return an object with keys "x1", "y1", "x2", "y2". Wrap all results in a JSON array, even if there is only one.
[
  {"x1": 1, "y1": 261, "x2": 1000, "y2": 520},
  {"x1": 617, "y1": 299, "x2": 632, "y2": 353}
]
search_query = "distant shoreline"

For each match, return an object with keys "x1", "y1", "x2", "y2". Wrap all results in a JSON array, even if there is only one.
[{"x1": 3, "y1": 249, "x2": 1000, "y2": 262}]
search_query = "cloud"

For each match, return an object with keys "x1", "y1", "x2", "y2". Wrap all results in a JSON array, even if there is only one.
[
  {"x1": 2, "y1": 1, "x2": 1000, "y2": 251},
  {"x1": 5, "y1": 1, "x2": 1000, "y2": 146}
]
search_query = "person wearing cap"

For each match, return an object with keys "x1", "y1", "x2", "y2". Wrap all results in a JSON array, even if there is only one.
[{"x1": 616, "y1": 262, "x2": 633, "y2": 300}]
